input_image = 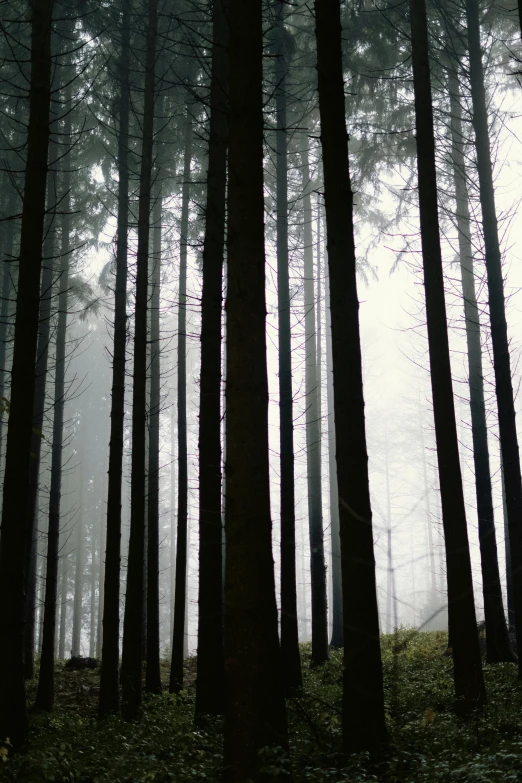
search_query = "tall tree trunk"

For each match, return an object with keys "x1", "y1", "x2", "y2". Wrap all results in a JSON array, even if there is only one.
[
  {"x1": 169, "y1": 108, "x2": 192, "y2": 694},
  {"x1": 0, "y1": 0, "x2": 54, "y2": 746},
  {"x1": 170, "y1": 405, "x2": 176, "y2": 640},
  {"x1": 34, "y1": 83, "x2": 72, "y2": 709},
  {"x1": 447, "y1": 65, "x2": 512, "y2": 662},
  {"x1": 301, "y1": 137, "x2": 328, "y2": 667},
  {"x1": 501, "y1": 457, "x2": 515, "y2": 633},
  {"x1": 195, "y1": 0, "x2": 228, "y2": 717},
  {"x1": 99, "y1": 0, "x2": 131, "y2": 718},
  {"x1": 273, "y1": 0, "x2": 302, "y2": 696},
  {"x1": 465, "y1": 0, "x2": 522, "y2": 674},
  {"x1": 72, "y1": 458, "x2": 86, "y2": 656},
  {"x1": 0, "y1": 186, "x2": 16, "y2": 470},
  {"x1": 223, "y1": 1, "x2": 289, "y2": 779},
  {"x1": 96, "y1": 468, "x2": 107, "y2": 657},
  {"x1": 121, "y1": 0, "x2": 158, "y2": 720},
  {"x1": 409, "y1": 0, "x2": 485, "y2": 708},
  {"x1": 324, "y1": 257, "x2": 342, "y2": 648},
  {"x1": 315, "y1": 0, "x2": 387, "y2": 754},
  {"x1": 145, "y1": 188, "x2": 162, "y2": 694},
  {"x1": 59, "y1": 548, "x2": 68, "y2": 658}
]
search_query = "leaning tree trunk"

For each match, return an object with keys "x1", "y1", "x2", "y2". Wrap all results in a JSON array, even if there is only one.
[
  {"x1": 34, "y1": 85, "x2": 72, "y2": 709},
  {"x1": 145, "y1": 186, "x2": 163, "y2": 695},
  {"x1": 120, "y1": 0, "x2": 158, "y2": 721},
  {"x1": 98, "y1": 0, "x2": 132, "y2": 719},
  {"x1": 324, "y1": 259, "x2": 342, "y2": 648},
  {"x1": 465, "y1": 0, "x2": 522, "y2": 675},
  {"x1": 315, "y1": 0, "x2": 387, "y2": 754},
  {"x1": 195, "y1": 0, "x2": 228, "y2": 718},
  {"x1": 301, "y1": 137, "x2": 329, "y2": 667},
  {"x1": 223, "y1": 1, "x2": 290, "y2": 780},
  {"x1": 170, "y1": 107, "x2": 193, "y2": 694},
  {"x1": 0, "y1": 0, "x2": 54, "y2": 747},
  {"x1": 409, "y1": 0, "x2": 485, "y2": 709},
  {"x1": 447, "y1": 64, "x2": 512, "y2": 662},
  {"x1": 274, "y1": 0, "x2": 302, "y2": 695}
]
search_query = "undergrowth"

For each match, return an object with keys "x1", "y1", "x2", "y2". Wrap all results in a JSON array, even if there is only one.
[{"x1": 2, "y1": 631, "x2": 522, "y2": 782}]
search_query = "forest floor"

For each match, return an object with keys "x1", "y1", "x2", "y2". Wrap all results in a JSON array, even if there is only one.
[{"x1": 2, "y1": 631, "x2": 522, "y2": 782}]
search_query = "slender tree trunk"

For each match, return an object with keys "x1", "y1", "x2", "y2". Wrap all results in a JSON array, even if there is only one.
[
  {"x1": 170, "y1": 109, "x2": 192, "y2": 694},
  {"x1": 59, "y1": 548, "x2": 68, "y2": 658},
  {"x1": 145, "y1": 188, "x2": 163, "y2": 694},
  {"x1": 273, "y1": 0, "x2": 302, "y2": 696},
  {"x1": 0, "y1": 0, "x2": 54, "y2": 745},
  {"x1": 223, "y1": 1, "x2": 289, "y2": 779},
  {"x1": 418, "y1": 398, "x2": 437, "y2": 599},
  {"x1": 301, "y1": 137, "x2": 328, "y2": 667},
  {"x1": 501, "y1": 457, "x2": 515, "y2": 633},
  {"x1": 34, "y1": 85, "x2": 72, "y2": 709},
  {"x1": 0, "y1": 186, "x2": 15, "y2": 470},
  {"x1": 170, "y1": 405, "x2": 176, "y2": 640},
  {"x1": 72, "y1": 460, "x2": 85, "y2": 656},
  {"x1": 465, "y1": 0, "x2": 522, "y2": 675},
  {"x1": 409, "y1": 0, "x2": 485, "y2": 708},
  {"x1": 447, "y1": 67, "x2": 512, "y2": 662},
  {"x1": 324, "y1": 258, "x2": 342, "y2": 648},
  {"x1": 96, "y1": 468, "x2": 107, "y2": 657},
  {"x1": 315, "y1": 0, "x2": 387, "y2": 754},
  {"x1": 99, "y1": 0, "x2": 131, "y2": 718},
  {"x1": 195, "y1": 0, "x2": 228, "y2": 717},
  {"x1": 121, "y1": 0, "x2": 158, "y2": 720}
]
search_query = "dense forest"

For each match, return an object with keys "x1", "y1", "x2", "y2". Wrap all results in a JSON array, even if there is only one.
[{"x1": 1, "y1": 0, "x2": 522, "y2": 780}]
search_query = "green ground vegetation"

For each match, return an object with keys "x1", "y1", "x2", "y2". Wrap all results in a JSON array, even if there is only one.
[{"x1": 2, "y1": 631, "x2": 522, "y2": 782}]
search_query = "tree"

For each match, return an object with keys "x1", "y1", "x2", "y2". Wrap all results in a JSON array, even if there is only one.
[
  {"x1": 223, "y1": 0, "x2": 289, "y2": 778},
  {"x1": 99, "y1": 0, "x2": 132, "y2": 719},
  {"x1": 121, "y1": 0, "x2": 158, "y2": 720},
  {"x1": 409, "y1": 0, "x2": 485, "y2": 708},
  {"x1": 301, "y1": 135, "x2": 329, "y2": 668},
  {"x1": 465, "y1": 0, "x2": 522, "y2": 675},
  {"x1": 273, "y1": 0, "x2": 302, "y2": 694},
  {"x1": 195, "y1": 0, "x2": 228, "y2": 717},
  {"x1": 170, "y1": 102, "x2": 193, "y2": 695},
  {"x1": 315, "y1": 0, "x2": 387, "y2": 754},
  {"x1": 0, "y1": 0, "x2": 54, "y2": 746}
]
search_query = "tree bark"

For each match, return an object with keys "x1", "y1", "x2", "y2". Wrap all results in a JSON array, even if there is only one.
[
  {"x1": 273, "y1": 0, "x2": 302, "y2": 695},
  {"x1": 195, "y1": 0, "x2": 228, "y2": 717},
  {"x1": 170, "y1": 108, "x2": 192, "y2": 694},
  {"x1": 0, "y1": 0, "x2": 54, "y2": 746},
  {"x1": 409, "y1": 0, "x2": 485, "y2": 708},
  {"x1": 465, "y1": 0, "x2": 522, "y2": 675},
  {"x1": 98, "y1": 0, "x2": 131, "y2": 719},
  {"x1": 301, "y1": 137, "x2": 329, "y2": 668},
  {"x1": 223, "y1": 1, "x2": 290, "y2": 779},
  {"x1": 145, "y1": 187, "x2": 163, "y2": 694},
  {"x1": 315, "y1": 0, "x2": 387, "y2": 754},
  {"x1": 34, "y1": 79, "x2": 72, "y2": 709},
  {"x1": 324, "y1": 259, "x2": 342, "y2": 648},
  {"x1": 121, "y1": 0, "x2": 158, "y2": 720}
]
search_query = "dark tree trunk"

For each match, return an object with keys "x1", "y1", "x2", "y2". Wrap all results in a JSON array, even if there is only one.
[
  {"x1": 169, "y1": 109, "x2": 192, "y2": 694},
  {"x1": 24, "y1": 137, "x2": 59, "y2": 680},
  {"x1": 501, "y1": 459, "x2": 515, "y2": 633},
  {"x1": 0, "y1": 0, "x2": 54, "y2": 746},
  {"x1": 0, "y1": 185, "x2": 16, "y2": 470},
  {"x1": 324, "y1": 260, "x2": 342, "y2": 648},
  {"x1": 223, "y1": 2, "x2": 289, "y2": 780},
  {"x1": 121, "y1": 0, "x2": 158, "y2": 720},
  {"x1": 98, "y1": 0, "x2": 131, "y2": 719},
  {"x1": 465, "y1": 0, "x2": 522, "y2": 676},
  {"x1": 34, "y1": 83, "x2": 72, "y2": 709},
  {"x1": 409, "y1": 0, "x2": 485, "y2": 708},
  {"x1": 301, "y1": 137, "x2": 329, "y2": 668},
  {"x1": 447, "y1": 67, "x2": 512, "y2": 662},
  {"x1": 195, "y1": 0, "x2": 228, "y2": 718},
  {"x1": 273, "y1": 0, "x2": 302, "y2": 695},
  {"x1": 145, "y1": 188, "x2": 162, "y2": 694},
  {"x1": 315, "y1": 0, "x2": 387, "y2": 754}
]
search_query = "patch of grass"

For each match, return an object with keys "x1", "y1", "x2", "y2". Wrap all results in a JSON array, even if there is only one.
[{"x1": 2, "y1": 632, "x2": 522, "y2": 782}]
